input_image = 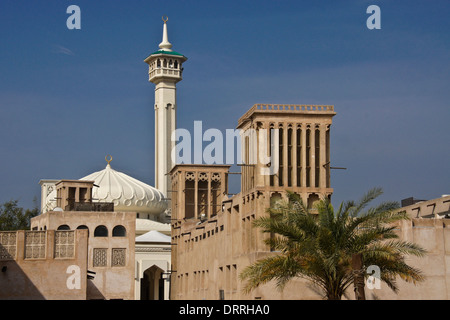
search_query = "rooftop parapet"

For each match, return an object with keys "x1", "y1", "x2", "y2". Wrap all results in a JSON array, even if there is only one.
[{"x1": 238, "y1": 103, "x2": 336, "y2": 127}]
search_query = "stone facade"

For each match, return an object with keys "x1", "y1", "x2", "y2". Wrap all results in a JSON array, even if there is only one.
[
  {"x1": 373, "y1": 195, "x2": 450, "y2": 300},
  {"x1": 169, "y1": 103, "x2": 337, "y2": 299},
  {"x1": 371, "y1": 216, "x2": 450, "y2": 299},
  {"x1": 31, "y1": 210, "x2": 136, "y2": 300},
  {"x1": 26, "y1": 180, "x2": 136, "y2": 300},
  {"x1": 0, "y1": 229, "x2": 88, "y2": 300}
]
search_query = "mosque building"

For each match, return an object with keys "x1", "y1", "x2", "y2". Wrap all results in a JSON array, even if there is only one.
[
  {"x1": 0, "y1": 19, "x2": 182, "y2": 300},
  {"x1": 39, "y1": 156, "x2": 170, "y2": 235},
  {"x1": 39, "y1": 157, "x2": 172, "y2": 300},
  {"x1": 28, "y1": 18, "x2": 186, "y2": 300}
]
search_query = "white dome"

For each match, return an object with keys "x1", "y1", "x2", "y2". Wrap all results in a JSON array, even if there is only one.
[
  {"x1": 80, "y1": 163, "x2": 167, "y2": 215},
  {"x1": 135, "y1": 230, "x2": 171, "y2": 243},
  {"x1": 136, "y1": 218, "x2": 171, "y2": 236}
]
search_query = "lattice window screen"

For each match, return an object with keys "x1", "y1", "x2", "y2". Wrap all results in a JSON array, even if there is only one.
[
  {"x1": 24, "y1": 231, "x2": 46, "y2": 259},
  {"x1": 111, "y1": 248, "x2": 126, "y2": 267},
  {"x1": 0, "y1": 232, "x2": 17, "y2": 260},
  {"x1": 54, "y1": 231, "x2": 75, "y2": 259},
  {"x1": 93, "y1": 248, "x2": 107, "y2": 267}
]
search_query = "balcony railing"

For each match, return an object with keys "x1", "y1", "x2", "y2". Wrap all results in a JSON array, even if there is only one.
[
  {"x1": 64, "y1": 202, "x2": 114, "y2": 212},
  {"x1": 149, "y1": 67, "x2": 182, "y2": 81}
]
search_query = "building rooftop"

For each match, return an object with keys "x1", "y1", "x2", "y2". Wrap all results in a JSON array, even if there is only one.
[
  {"x1": 149, "y1": 49, "x2": 185, "y2": 56},
  {"x1": 237, "y1": 103, "x2": 336, "y2": 127}
]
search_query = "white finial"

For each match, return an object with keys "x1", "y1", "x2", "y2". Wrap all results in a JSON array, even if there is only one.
[{"x1": 159, "y1": 16, "x2": 173, "y2": 51}]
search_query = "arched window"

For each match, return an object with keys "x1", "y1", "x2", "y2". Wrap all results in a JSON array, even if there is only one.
[
  {"x1": 57, "y1": 225, "x2": 70, "y2": 230},
  {"x1": 112, "y1": 225, "x2": 126, "y2": 237},
  {"x1": 174, "y1": 60, "x2": 178, "y2": 69},
  {"x1": 163, "y1": 59, "x2": 167, "y2": 67},
  {"x1": 157, "y1": 59, "x2": 161, "y2": 68},
  {"x1": 94, "y1": 225, "x2": 108, "y2": 237},
  {"x1": 307, "y1": 193, "x2": 320, "y2": 209}
]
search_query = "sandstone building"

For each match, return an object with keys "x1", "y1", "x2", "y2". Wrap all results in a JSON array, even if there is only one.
[
  {"x1": 0, "y1": 229, "x2": 88, "y2": 300},
  {"x1": 31, "y1": 180, "x2": 136, "y2": 300},
  {"x1": 155, "y1": 19, "x2": 450, "y2": 300},
  {"x1": 169, "y1": 103, "x2": 337, "y2": 299},
  {"x1": 1, "y1": 179, "x2": 136, "y2": 299}
]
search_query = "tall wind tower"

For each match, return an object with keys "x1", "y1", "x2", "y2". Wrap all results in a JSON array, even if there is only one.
[{"x1": 144, "y1": 17, "x2": 187, "y2": 204}]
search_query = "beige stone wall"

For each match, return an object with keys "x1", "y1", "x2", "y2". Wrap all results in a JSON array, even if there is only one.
[
  {"x1": 368, "y1": 196, "x2": 450, "y2": 299},
  {"x1": 172, "y1": 205, "x2": 450, "y2": 300},
  {"x1": 171, "y1": 192, "x2": 326, "y2": 300},
  {"x1": 31, "y1": 211, "x2": 136, "y2": 300},
  {"x1": 369, "y1": 217, "x2": 450, "y2": 300},
  {"x1": 0, "y1": 229, "x2": 88, "y2": 300}
]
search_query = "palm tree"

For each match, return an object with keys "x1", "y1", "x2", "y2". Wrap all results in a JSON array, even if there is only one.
[{"x1": 240, "y1": 188, "x2": 426, "y2": 300}]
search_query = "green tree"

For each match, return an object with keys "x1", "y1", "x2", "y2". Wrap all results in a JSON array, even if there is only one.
[
  {"x1": 0, "y1": 199, "x2": 39, "y2": 231},
  {"x1": 240, "y1": 188, "x2": 426, "y2": 300}
]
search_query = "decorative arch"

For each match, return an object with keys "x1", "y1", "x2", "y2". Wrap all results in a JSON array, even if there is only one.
[
  {"x1": 140, "y1": 265, "x2": 165, "y2": 300},
  {"x1": 94, "y1": 225, "x2": 108, "y2": 237},
  {"x1": 112, "y1": 225, "x2": 126, "y2": 237},
  {"x1": 307, "y1": 193, "x2": 320, "y2": 209},
  {"x1": 270, "y1": 192, "x2": 282, "y2": 207}
]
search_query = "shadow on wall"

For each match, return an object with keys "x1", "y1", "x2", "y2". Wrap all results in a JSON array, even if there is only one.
[
  {"x1": 87, "y1": 278, "x2": 105, "y2": 300},
  {"x1": 0, "y1": 248, "x2": 45, "y2": 300},
  {"x1": 0, "y1": 230, "x2": 89, "y2": 300}
]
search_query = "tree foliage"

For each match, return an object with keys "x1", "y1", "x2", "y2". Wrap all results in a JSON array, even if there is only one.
[
  {"x1": 0, "y1": 199, "x2": 39, "y2": 231},
  {"x1": 240, "y1": 188, "x2": 426, "y2": 300}
]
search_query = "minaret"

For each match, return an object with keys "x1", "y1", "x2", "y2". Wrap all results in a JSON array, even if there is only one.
[{"x1": 144, "y1": 17, "x2": 187, "y2": 203}]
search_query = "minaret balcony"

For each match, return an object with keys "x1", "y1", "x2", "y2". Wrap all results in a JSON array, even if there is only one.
[{"x1": 149, "y1": 66, "x2": 183, "y2": 82}]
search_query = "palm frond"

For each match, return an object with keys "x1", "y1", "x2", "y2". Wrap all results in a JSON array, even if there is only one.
[
  {"x1": 240, "y1": 254, "x2": 303, "y2": 293},
  {"x1": 240, "y1": 187, "x2": 427, "y2": 299},
  {"x1": 349, "y1": 187, "x2": 384, "y2": 217}
]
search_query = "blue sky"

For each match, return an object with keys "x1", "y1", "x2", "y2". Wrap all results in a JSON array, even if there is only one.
[{"x1": 0, "y1": 0, "x2": 449, "y2": 210}]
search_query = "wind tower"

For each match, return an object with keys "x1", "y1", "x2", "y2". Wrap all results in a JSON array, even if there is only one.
[{"x1": 144, "y1": 17, "x2": 187, "y2": 205}]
